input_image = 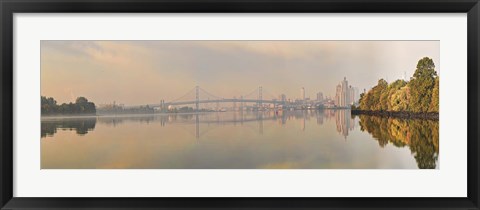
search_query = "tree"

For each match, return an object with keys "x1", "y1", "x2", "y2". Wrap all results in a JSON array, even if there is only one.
[
  {"x1": 356, "y1": 93, "x2": 365, "y2": 110},
  {"x1": 379, "y1": 88, "x2": 389, "y2": 111},
  {"x1": 389, "y1": 86, "x2": 410, "y2": 111},
  {"x1": 75, "y1": 97, "x2": 89, "y2": 104},
  {"x1": 371, "y1": 79, "x2": 388, "y2": 110},
  {"x1": 73, "y1": 97, "x2": 96, "y2": 114},
  {"x1": 408, "y1": 57, "x2": 437, "y2": 112},
  {"x1": 356, "y1": 57, "x2": 438, "y2": 114},
  {"x1": 41, "y1": 96, "x2": 58, "y2": 114},
  {"x1": 429, "y1": 76, "x2": 439, "y2": 112},
  {"x1": 41, "y1": 96, "x2": 96, "y2": 115},
  {"x1": 387, "y1": 80, "x2": 408, "y2": 111},
  {"x1": 360, "y1": 89, "x2": 374, "y2": 110}
]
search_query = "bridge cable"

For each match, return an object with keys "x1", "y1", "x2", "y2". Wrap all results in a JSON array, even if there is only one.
[
  {"x1": 262, "y1": 88, "x2": 278, "y2": 100},
  {"x1": 169, "y1": 86, "x2": 197, "y2": 103},
  {"x1": 243, "y1": 87, "x2": 259, "y2": 99},
  {"x1": 199, "y1": 87, "x2": 222, "y2": 100}
]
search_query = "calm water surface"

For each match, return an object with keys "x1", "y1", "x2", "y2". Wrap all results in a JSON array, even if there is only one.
[{"x1": 41, "y1": 110, "x2": 439, "y2": 169}]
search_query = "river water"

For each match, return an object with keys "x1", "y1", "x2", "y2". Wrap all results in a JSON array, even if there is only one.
[{"x1": 41, "y1": 110, "x2": 438, "y2": 169}]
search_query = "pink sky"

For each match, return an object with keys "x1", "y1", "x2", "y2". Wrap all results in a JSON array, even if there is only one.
[{"x1": 41, "y1": 41, "x2": 439, "y2": 106}]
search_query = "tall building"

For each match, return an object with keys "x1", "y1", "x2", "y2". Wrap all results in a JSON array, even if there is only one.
[
  {"x1": 316, "y1": 92, "x2": 324, "y2": 102},
  {"x1": 301, "y1": 87, "x2": 305, "y2": 101},
  {"x1": 349, "y1": 85, "x2": 355, "y2": 105},
  {"x1": 352, "y1": 87, "x2": 359, "y2": 105},
  {"x1": 335, "y1": 77, "x2": 352, "y2": 107},
  {"x1": 335, "y1": 84, "x2": 342, "y2": 106},
  {"x1": 341, "y1": 77, "x2": 349, "y2": 107}
]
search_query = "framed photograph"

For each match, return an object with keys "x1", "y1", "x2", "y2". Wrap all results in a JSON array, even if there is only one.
[{"x1": 1, "y1": 0, "x2": 479, "y2": 209}]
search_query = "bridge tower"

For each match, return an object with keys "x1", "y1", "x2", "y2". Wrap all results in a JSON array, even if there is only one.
[
  {"x1": 258, "y1": 86, "x2": 263, "y2": 110},
  {"x1": 195, "y1": 85, "x2": 199, "y2": 112}
]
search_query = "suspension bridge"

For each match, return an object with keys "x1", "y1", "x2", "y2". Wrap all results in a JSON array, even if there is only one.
[{"x1": 129, "y1": 86, "x2": 286, "y2": 110}]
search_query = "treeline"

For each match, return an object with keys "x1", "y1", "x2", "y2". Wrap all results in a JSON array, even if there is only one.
[
  {"x1": 167, "y1": 106, "x2": 213, "y2": 113},
  {"x1": 97, "y1": 105, "x2": 154, "y2": 115},
  {"x1": 41, "y1": 96, "x2": 96, "y2": 115},
  {"x1": 356, "y1": 57, "x2": 439, "y2": 113}
]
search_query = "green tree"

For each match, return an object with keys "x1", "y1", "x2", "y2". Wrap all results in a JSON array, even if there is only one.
[
  {"x1": 41, "y1": 96, "x2": 96, "y2": 115},
  {"x1": 41, "y1": 96, "x2": 58, "y2": 114},
  {"x1": 360, "y1": 89, "x2": 374, "y2": 110},
  {"x1": 408, "y1": 57, "x2": 437, "y2": 112},
  {"x1": 389, "y1": 86, "x2": 410, "y2": 111},
  {"x1": 75, "y1": 97, "x2": 88, "y2": 104},
  {"x1": 386, "y1": 80, "x2": 408, "y2": 111},
  {"x1": 379, "y1": 89, "x2": 389, "y2": 111},
  {"x1": 73, "y1": 97, "x2": 96, "y2": 114},
  {"x1": 356, "y1": 57, "x2": 438, "y2": 114},
  {"x1": 371, "y1": 79, "x2": 388, "y2": 110},
  {"x1": 429, "y1": 76, "x2": 439, "y2": 112}
]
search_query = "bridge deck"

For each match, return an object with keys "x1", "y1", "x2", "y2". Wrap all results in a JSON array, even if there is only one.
[{"x1": 128, "y1": 99, "x2": 286, "y2": 108}]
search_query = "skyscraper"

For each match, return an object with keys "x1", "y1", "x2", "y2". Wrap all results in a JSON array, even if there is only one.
[
  {"x1": 301, "y1": 87, "x2": 305, "y2": 101},
  {"x1": 349, "y1": 85, "x2": 355, "y2": 105},
  {"x1": 335, "y1": 77, "x2": 352, "y2": 107},
  {"x1": 335, "y1": 84, "x2": 342, "y2": 106},
  {"x1": 341, "y1": 77, "x2": 349, "y2": 107},
  {"x1": 316, "y1": 92, "x2": 324, "y2": 102}
]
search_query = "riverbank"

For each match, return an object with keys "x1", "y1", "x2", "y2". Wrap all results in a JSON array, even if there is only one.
[
  {"x1": 41, "y1": 111, "x2": 220, "y2": 120},
  {"x1": 351, "y1": 110, "x2": 439, "y2": 120}
]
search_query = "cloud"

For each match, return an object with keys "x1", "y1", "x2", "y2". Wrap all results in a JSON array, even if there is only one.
[{"x1": 41, "y1": 41, "x2": 439, "y2": 105}]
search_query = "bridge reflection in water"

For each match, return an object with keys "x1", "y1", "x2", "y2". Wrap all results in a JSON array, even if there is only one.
[
  {"x1": 41, "y1": 110, "x2": 356, "y2": 140},
  {"x1": 41, "y1": 110, "x2": 438, "y2": 169}
]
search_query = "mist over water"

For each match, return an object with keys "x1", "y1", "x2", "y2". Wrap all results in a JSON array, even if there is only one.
[{"x1": 41, "y1": 110, "x2": 438, "y2": 169}]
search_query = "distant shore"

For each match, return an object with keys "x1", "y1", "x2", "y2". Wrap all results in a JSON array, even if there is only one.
[
  {"x1": 351, "y1": 110, "x2": 439, "y2": 120},
  {"x1": 40, "y1": 111, "x2": 221, "y2": 120}
]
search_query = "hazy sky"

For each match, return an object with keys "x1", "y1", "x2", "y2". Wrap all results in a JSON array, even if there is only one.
[{"x1": 41, "y1": 41, "x2": 439, "y2": 105}]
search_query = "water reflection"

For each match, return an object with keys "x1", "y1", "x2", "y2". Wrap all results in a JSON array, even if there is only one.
[
  {"x1": 41, "y1": 118, "x2": 96, "y2": 137},
  {"x1": 41, "y1": 110, "x2": 438, "y2": 169},
  {"x1": 358, "y1": 115, "x2": 439, "y2": 169},
  {"x1": 334, "y1": 109, "x2": 356, "y2": 139},
  {"x1": 41, "y1": 110, "x2": 355, "y2": 139}
]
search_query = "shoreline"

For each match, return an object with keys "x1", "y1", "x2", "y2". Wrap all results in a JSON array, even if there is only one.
[
  {"x1": 41, "y1": 109, "x2": 321, "y2": 120},
  {"x1": 41, "y1": 111, "x2": 255, "y2": 120},
  {"x1": 351, "y1": 110, "x2": 439, "y2": 120}
]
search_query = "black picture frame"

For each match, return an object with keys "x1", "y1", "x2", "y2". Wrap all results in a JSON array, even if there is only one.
[{"x1": 1, "y1": 0, "x2": 479, "y2": 209}]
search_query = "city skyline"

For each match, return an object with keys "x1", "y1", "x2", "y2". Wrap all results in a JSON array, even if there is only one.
[{"x1": 41, "y1": 41, "x2": 439, "y2": 105}]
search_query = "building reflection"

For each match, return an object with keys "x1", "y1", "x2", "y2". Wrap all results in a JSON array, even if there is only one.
[
  {"x1": 335, "y1": 109, "x2": 356, "y2": 139},
  {"x1": 41, "y1": 110, "x2": 358, "y2": 139},
  {"x1": 41, "y1": 110, "x2": 439, "y2": 169}
]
